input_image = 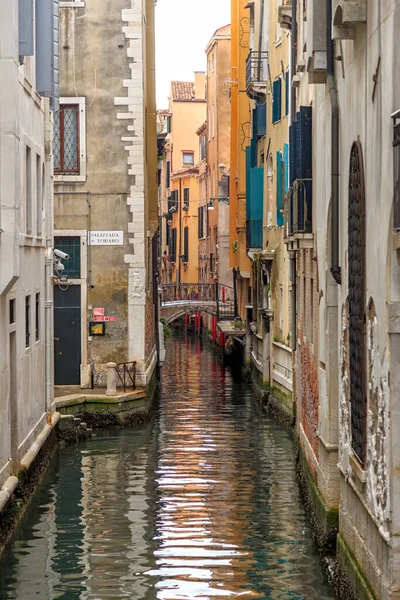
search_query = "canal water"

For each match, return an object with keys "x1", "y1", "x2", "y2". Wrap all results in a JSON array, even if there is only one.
[{"x1": 0, "y1": 335, "x2": 335, "y2": 599}]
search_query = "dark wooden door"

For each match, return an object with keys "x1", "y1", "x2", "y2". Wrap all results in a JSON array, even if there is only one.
[{"x1": 54, "y1": 285, "x2": 81, "y2": 385}]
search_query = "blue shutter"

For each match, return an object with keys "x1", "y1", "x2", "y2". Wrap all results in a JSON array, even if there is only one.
[
  {"x1": 256, "y1": 102, "x2": 266, "y2": 138},
  {"x1": 246, "y1": 146, "x2": 252, "y2": 221},
  {"x1": 18, "y1": 0, "x2": 34, "y2": 61},
  {"x1": 272, "y1": 78, "x2": 282, "y2": 124},
  {"x1": 276, "y1": 151, "x2": 284, "y2": 226},
  {"x1": 35, "y1": 0, "x2": 59, "y2": 109},
  {"x1": 283, "y1": 143, "x2": 289, "y2": 193}
]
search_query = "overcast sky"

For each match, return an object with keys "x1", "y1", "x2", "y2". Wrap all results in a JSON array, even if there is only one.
[{"x1": 155, "y1": 0, "x2": 231, "y2": 108}]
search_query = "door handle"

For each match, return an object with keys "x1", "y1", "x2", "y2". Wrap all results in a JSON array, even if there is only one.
[{"x1": 54, "y1": 337, "x2": 60, "y2": 341}]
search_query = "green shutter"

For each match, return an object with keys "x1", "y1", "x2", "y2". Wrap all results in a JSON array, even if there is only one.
[
  {"x1": 183, "y1": 227, "x2": 189, "y2": 262},
  {"x1": 273, "y1": 78, "x2": 282, "y2": 124},
  {"x1": 276, "y1": 151, "x2": 284, "y2": 226}
]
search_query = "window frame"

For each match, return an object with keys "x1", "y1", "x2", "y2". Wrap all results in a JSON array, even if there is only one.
[
  {"x1": 25, "y1": 295, "x2": 31, "y2": 349},
  {"x1": 60, "y1": 1, "x2": 85, "y2": 7},
  {"x1": 54, "y1": 97, "x2": 87, "y2": 182},
  {"x1": 182, "y1": 152, "x2": 194, "y2": 166}
]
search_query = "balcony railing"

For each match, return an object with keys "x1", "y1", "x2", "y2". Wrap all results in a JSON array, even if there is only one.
[
  {"x1": 394, "y1": 122, "x2": 400, "y2": 232},
  {"x1": 246, "y1": 51, "x2": 268, "y2": 98},
  {"x1": 246, "y1": 219, "x2": 263, "y2": 250}
]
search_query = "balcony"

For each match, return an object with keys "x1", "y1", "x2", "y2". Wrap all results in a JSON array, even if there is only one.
[
  {"x1": 246, "y1": 220, "x2": 263, "y2": 251},
  {"x1": 246, "y1": 51, "x2": 268, "y2": 101}
]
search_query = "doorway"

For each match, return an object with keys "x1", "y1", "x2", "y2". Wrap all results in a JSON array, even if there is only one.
[{"x1": 54, "y1": 285, "x2": 81, "y2": 385}]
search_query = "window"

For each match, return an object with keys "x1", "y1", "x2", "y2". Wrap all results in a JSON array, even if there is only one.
[
  {"x1": 25, "y1": 146, "x2": 32, "y2": 234},
  {"x1": 170, "y1": 228, "x2": 177, "y2": 262},
  {"x1": 9, "y1": 299, "x2": 16, "y2": 325},
  {"x1": 25, "y1": 295, "x2": 30, "y2": 348},
  {"x1": 208, "y1": 109, "x2": 211, "y2": 140},
  {"x1": 183, "y1": 227, "x2": 189, "y2": 262},
  {"x1": 276, "y1": 0, "x2": 283, "y2": 43},
  {"x1": 212, "y1": 53, "x2": 215, "y2": 72},
  {"x1": 200, "y1": 134, "x2": 206, "y2": 160},
  {"x1": 183, "y1": 187, "x2": 190, "y2": 208},
  {"x1": 183, "y1": 152, "x2": 194, "y2": 166},
  {"x1": 54, "y1": 104, "x2": 79, "y2": 174},
  {"x1": 36, "y1": 155, "x2": 42, "y2": 236},
  {"x1": 276, "y1": 151, "x2": 284, "y2": 226},
  {"x1": 393, "y1": 113, "x2": 400, "y2": 231},
  {"x1": 54, "y1": 98, "x2": 86, "y2": 180},
  {"x1": 272, "y1": 78, "x2": 282, "y2": 123},
  {"x1": 35, "y1": 293, "x2": 40, "y2": 341},
  {"x1": 54, "y1": 236, "x2": 81, "y2": 278},
  {"x1": 167, "y1": 115, "x2": 172, "y2": 133},
  {"x1": 279, "y1": 285, "x2": 283, "y2": 331},
  {"x1": 166, "y1": 161, "x2": 171, "y2": 188},
  {"x1": 198, "y1": 206, "x2": 205, "y2": 238},
  {"x1": 168, "y1": 190, "x2": 178, "y2": 213},
  {"x1": 285, "y1": 70, "x2": 290, "y2": 116},
  {"x1": 212, "y1": 104, "x2": 215, "y2": 137}
]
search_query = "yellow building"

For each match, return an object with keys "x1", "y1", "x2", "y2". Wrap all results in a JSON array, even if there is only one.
[
  {"x1": 229, "y1": 0, "x2": 252, "y2": 322},
  {"x1": 159, "y1": 75, "x2": 206, "y2": 285}
]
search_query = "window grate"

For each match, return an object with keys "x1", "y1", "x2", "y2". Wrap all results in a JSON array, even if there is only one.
[
  {"x1": 54, "y1": 236, "x2": 81, "y2": 278},
  {"x1": 54, "y1": 105, "x2": 80, "y2": 174},
  {"x1": 348, "y1": 141, "x2": 366, "y2": 465}
]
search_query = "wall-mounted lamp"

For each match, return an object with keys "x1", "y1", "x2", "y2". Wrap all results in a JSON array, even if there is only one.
[{"x1": 208, "y1": 197, "x2": 229, "y2": 210}]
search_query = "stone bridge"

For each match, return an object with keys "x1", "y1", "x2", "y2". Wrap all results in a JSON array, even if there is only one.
[{"x1": 160, "y1": 283, "x2": 237, "y2": 325}]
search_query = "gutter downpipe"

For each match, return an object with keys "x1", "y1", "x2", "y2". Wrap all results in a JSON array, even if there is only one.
[
  {"x1": 44, "y1": 101, "x2": 54, "y2": 419},
  {"x1": 327, "y1": 0, "x2": 341, "y2": 284},
  {"x1": 290, "y1": 0, "x2": 297, "y2": 351}
]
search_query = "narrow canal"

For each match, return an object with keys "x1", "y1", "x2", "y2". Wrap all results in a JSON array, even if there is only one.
[{"x1": 0, "y1": 335, "x2": 335, "y2": 599}]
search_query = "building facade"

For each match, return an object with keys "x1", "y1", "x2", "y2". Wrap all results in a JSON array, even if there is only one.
[
  {"x1": 0, "y1": 0, "x2": 58, "y2": 489},
  {"x1": 159, "y1": 74, "x2": 206, "y2": 286},
  {"x1": 54, "y1": 0, "x2": 158, "y2": 390}
]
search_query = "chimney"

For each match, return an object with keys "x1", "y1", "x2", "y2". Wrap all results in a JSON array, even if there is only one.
[{"x1": 194, "y1": 71, "x2": 206, "y2": 100}]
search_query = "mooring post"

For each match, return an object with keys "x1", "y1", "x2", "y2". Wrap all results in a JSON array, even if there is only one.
[{"x1": 106, "y1": 362, "x2": 118, "y2": 396}]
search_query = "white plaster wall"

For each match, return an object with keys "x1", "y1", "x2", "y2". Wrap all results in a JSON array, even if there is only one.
[{"x1": 0, "y1": 1, "x2": 52, "y2": 485}]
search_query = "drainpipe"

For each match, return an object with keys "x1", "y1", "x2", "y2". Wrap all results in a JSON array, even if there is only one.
[
  {"x1": 257, "y1": 0, "x2": 265, "y2": 80},
  {"x1": 44, "y1": 102, "x2": 54, "y2": 419},
  {"x1": 178, "y1": 177, "x2": 182, "y2": 285},
  {"x1": 327, "y1": 0, "x2": 341, "y2": 284},
  {"x1": 290, "y1": 0, "x2": 297, "y2": 350}
]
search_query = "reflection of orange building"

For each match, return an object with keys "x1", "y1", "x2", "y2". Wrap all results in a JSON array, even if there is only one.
[
  {"x1": 230, "y1": 0, "x2": 252, "y2": 320},
  {"x1": 159, "y1": 74, "x2": 206, "y2": 285}
]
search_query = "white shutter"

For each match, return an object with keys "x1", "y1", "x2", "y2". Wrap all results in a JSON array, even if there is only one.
[{"x1": 18, "y1": 0, "x2": 34, "y2": 62}]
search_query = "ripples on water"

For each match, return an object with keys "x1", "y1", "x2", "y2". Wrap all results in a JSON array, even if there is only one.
[{"x1": 0, "y1": 335, "x2": 335, "y2": 599}]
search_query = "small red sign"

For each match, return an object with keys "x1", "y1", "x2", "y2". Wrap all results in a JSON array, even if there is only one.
[
  {"x1": 93, "y1": 308, "x2": 105, "y2": 317},
  {"x1": 93, "y1": 315, "x2": 105, "y2": 322},
  {"x1": 109, "y1": 316, "x2": 117, "y2": 322},
  {"x1": 104, "y1": 316, "x2": 110, "y2": 322}
]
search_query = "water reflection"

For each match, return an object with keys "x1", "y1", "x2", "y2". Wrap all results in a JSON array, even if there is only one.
[{"x1": 0, "y1": 334, "x2": 335, "y2": 599}]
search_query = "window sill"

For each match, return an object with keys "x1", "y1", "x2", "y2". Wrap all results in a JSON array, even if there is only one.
[
  {"x1": 55, "y1": 174, "x2": 86, "y2": 183},
  {"x1": 60, "y1": 1, "x2": 85, "y2": 6},
  {"x1": 19, "y1": 235, "x2": 46, "y2": 247}
]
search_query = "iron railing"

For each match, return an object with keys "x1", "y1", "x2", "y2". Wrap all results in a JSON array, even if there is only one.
[
  {"x1": 246, "y1": 51, "x2": 268, "y2": 92},
  {"x1": 160, "y1": 282, "x2": 239, "y2": 322},
  {"x1": 115, "y1": 361, "x2": 136, "y2": 393},
  {"x1": 394, "y1": 122, "x2": 400, "y2": 231},
  {"x1": 161, "y1": 283, "x2": 216, "y2": 304}
]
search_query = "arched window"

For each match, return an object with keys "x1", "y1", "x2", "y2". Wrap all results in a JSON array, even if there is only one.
[{"x1": 348, "y1": 140, "x2": 366, "y2": 465}]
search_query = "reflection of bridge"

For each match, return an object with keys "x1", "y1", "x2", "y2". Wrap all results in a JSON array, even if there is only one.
[{"x1": 160, "y1": 283, "x2": 238, "y2": 324}]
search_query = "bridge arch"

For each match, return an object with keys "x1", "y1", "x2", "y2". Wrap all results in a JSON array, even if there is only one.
[{"x1": 161, "y1": 304, "x2": 218, "y2": 325}]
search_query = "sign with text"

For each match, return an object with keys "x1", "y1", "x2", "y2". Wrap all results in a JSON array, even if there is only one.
[
  {"x1": 88, "y1": 231, "x2": 124, "y2": 246},
  {"x1": 93, "y1": 308, "x2": 104, "y2": 317}
]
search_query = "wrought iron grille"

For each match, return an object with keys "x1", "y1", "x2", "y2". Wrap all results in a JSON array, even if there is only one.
[
  {"x1": 348, "y1": 141, "x2": 366, "y2": 465},
  {"x1": 53, "y1": 105, "x2": 80, "y2": 174},
  {"x1": 393, "y1": 122, "x2": 400, "y2": 231},
  {"x1": 246, "y1": 51, "x2": 268, "y2": 91}
]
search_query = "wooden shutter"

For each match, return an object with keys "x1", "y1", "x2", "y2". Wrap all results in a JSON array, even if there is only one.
[
  {"x1": 19, "y1": 0, "x2": 34, "y2": 61},
  {"x1": 272, "y1": 78, "x2": 282, "y2": 124},
  {"x1": 276, "y1": 151, "x2": 284, "y2": 226},
  {"x1": 183, "y1": 227, "x2": 189, "y2": 262}
]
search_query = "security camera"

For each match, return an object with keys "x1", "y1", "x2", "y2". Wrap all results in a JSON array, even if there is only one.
[
  {"x1": 218, "y1": 163, "x2": 226, "y2": 170},
  {"x1": 54, "y1": 249, "x2": 69, "y2": 260},
  {"x1": 54, "y1": 260, "x2": 65, "y2": 273}
]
